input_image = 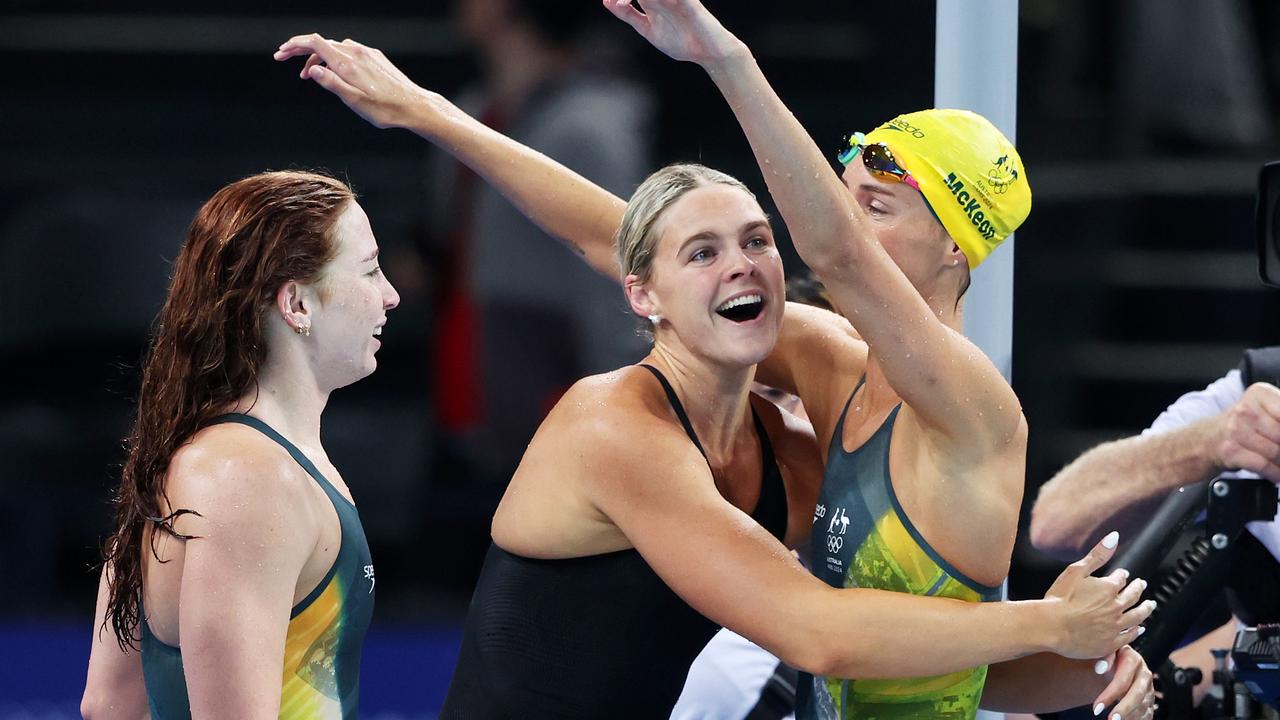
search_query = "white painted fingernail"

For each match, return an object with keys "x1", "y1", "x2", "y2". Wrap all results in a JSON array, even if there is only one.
[
  {"x1": 1138, "y1": 625, "x2": 1147, "y2": 636},
  {"x1": 1095, "y1": 659, "x2": 1110, "y2": 674},
  {"x1": 1112, "y1": 713, "x2": 1122, "y2": 720},
  {"x1": 1093, "y1": 702, "x2": 1105, "y2": 716},
  {"x1": 1102, "y1": 531, "x2": 1119, "y2": 549}
]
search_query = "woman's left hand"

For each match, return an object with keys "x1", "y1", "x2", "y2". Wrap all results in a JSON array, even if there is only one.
[
  {"x1": 1092, "y1": 646, "x2": 1155, "y2": 720},
  {"x1": 602, "y1": 0, "x2": 745, "y2": 66}
]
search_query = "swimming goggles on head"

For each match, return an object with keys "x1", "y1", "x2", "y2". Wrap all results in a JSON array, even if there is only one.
[{"x1": 836, "y1": 131, "x2": 921, "y2": 192}]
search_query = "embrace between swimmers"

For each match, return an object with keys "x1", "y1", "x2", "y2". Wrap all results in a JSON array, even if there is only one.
[{"x1": 83, "y1": 2, "x2": 1155, "y2": 719}]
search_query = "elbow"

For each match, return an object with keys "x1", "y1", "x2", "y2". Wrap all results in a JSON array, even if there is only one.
[
  {"x1": 81, "y1": 681, "x2": 144, "y2": 720},
  {"x1": 80, "y1": 690, "x2": 112, "y2": 720},
  {"x1": 776, "y1": 623, "x2": 869, "y2": 678}
]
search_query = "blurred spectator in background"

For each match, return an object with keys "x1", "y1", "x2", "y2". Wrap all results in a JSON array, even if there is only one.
[
  {"x1": 1031, "y1": 347, "x2": 1280, "y2": 706},
  {"x1": 425, "y1": 0, "x2": 652, "y2": 490}
]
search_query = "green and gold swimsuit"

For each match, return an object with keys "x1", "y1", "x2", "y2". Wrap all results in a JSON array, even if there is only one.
[
  {"x1": 141, "y1": 414, "x2": 375, "y2": 719},
  {"x1": 797, "y1": 380, "x2": 1001, "y2": 720}
]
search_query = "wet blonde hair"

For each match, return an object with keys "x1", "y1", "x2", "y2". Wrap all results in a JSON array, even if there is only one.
[{"x1": 616, "y1": 163, "x2": 757, "y2": 283}]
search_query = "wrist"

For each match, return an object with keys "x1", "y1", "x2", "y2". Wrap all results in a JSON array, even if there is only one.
[
  {"x1": 403, "y1": 89, "x2": 457, "y2": 137},
  {"x1": 701, "y1": 39, "x2": 753, "y2": 78},
  {"x1": 1183, "y1": 414, "x2": 1229, "y2": 473},
  {"x1": 1014, "y1": 599, "x2": 1061, "y2": 655}
]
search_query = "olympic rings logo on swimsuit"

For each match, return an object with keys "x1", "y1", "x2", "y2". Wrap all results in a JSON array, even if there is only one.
[{"x1": 826, "y1": 534, "x2": 843, "y2": 553}]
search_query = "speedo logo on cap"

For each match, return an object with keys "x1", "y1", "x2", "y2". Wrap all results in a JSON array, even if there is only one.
[
  {"x1": 943, "y1": 172, "x2": 997, "y2": 240},
  {"x1": 882, "y1": 118, "x2": 925, "y2": 138}
]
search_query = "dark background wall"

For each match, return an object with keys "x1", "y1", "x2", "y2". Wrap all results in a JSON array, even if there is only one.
[{"x1": 3, "y1": 0, "x2": 1280, "y2": 715}]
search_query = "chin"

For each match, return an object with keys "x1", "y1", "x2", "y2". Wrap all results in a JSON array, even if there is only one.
[{"x1": 712, "y1": 334, "x2": 777, "y2": 368}]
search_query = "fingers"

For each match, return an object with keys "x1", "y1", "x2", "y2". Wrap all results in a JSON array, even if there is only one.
[
  {"x1": 1222, "y1": 444, "x2": 1280, "y2": 483},
  {"x1": 1119, "y1": 598, "x2": 1157, "y2": 629},
  {"x1": 1096, "y1": 647, "x2": 1155, "y2": 719},
  {"x1": 304, "y1": 64, "x2": 364, "y2": 105},
  {"x1": 1115, "y1": 576, "x2": 1148, "y2": 611},
  {"x1": 1091, "y1": 648, "x2": 1134, "y2": 712},
  {"x1": 1073, "y1": 530, "x2": 1121, "y2": 577},
  {"x1": 274, "y1": 33, "x2": 350, "y2": 69},
  {"x1": 1218, "y1": 384, "x2": 1280, "y2": 480},
  {"x1": 603, "y1": 0, "x2": 651, "y2": 33},
  {"x1": 300, "y1": 53, "x2": 324, "y2": 79}
]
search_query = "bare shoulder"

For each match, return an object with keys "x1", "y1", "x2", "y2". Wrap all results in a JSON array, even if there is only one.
[
  {"x1": 540, "y1": 366, "x2": 712, "y2": 489},
  {"x1": 164, "y1": 423, "x2": 318, "y2": 538},
  {"x1": 767, "y1": 302, "x2": 869, "y2": 449},
  {"x1": 544, "y1": 366, "x2": 687, "y2": 439},
  {"x1": 781, "y1": 302, "x2": 866, "y2": 354}
]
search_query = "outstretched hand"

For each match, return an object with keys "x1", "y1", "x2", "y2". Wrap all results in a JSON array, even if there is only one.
[
  {"x1": 602, "y1": 0, "x2": 745, "y2": 66},
  {"x1": 1042, "y1": 531, "x2": 1155, "y2": 662},
  {"x1": 274, "y1": 34, "x2": 446, "y2": 131}
]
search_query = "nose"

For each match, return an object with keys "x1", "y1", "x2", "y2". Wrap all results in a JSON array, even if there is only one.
[
  {"x1": 724, "y1": 245, "x2": 758, "y2": 282},
  {"x1": 382, "y1": 275, "x2": 401, "y2": 311}
]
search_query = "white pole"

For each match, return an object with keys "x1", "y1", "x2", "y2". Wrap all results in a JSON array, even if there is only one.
[
  {"x1": 936, "y1": 0, "x2": 1019, "y2": 380},
  {"x1": 936, "y1": 3, "x2": 1018, "y2": 718}
]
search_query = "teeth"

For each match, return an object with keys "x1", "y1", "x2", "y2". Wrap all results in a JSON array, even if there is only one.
[
  {"x1": 373, "y1": 327, "x2": 382, "y2": 336},
  {"x1": 716, "y1": 294, "x2": 762, "y2": 312}
]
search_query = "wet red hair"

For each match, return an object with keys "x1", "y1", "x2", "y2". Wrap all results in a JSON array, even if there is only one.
[{"x1": 102, "y1": 170, "x2": 353, "y2": 648}]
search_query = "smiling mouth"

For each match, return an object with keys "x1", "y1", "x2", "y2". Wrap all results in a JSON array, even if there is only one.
[{"x1": 715, "y1": 294, "x2": 765, "y2": 323}]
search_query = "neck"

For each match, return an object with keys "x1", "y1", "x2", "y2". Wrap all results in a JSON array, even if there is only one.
[
  {"x1": 645, "y1": 343, "x2": 755, "y2": 460},
  {"x1": 229, "y1": 353, "x2": 329, "y2": 451}
]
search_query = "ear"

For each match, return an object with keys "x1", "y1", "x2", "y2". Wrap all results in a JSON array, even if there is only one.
[
  {"x1": 624, "y1": 274, "x2": 659, "y2": 319},
  {"x1": 275, "y1": 280, "x2": 311, "y2": 333},
  {"x1": 946, "y1": 239, "x2": 968, "y2": 268}
]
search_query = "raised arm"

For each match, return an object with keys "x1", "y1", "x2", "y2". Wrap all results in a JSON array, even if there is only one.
[
  {"x1": 561, "y1": 393, "x2": 1151, "y2": 679},
  {"x1": 605, "y1": 0, "x2": 1022, "y2": 452},
  {"x1": 1031, "y1": 378, "x2": 1280, "y2": 561},
  {"x1": 274, "y1": 35, "x2": 625, "y2": 278},
  {"x1": 82, "y1": 565, "x2": 149, "y2": 720}
]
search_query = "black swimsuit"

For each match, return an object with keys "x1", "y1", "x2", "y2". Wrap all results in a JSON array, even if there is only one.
[{"x1": 439, "y1": 365, "x2": 789, "y2": 719}]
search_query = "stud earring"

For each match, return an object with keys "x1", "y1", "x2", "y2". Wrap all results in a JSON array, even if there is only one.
[
  {"x1": 295, "y1": 323, "x2": 311, "y2": 337},
  {"x1": 648, "y1": 314, "x2": 661, "y2": 325}
]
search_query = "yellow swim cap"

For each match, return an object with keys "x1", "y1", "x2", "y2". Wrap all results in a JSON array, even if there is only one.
[{"x1": 861, "y1": 109, "x2": 1031, "y2": 269}]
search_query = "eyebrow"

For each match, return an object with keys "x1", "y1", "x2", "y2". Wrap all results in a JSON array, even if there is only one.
[
  {"x1": 858, "y1": 183, "x2": 899, "y2": 199},
  {"x1": 676, "y1": 219, "x2": 773, "y2": 255},
  {"x1": 360, "y1": 248, "x2": 380, "y2": 263}
]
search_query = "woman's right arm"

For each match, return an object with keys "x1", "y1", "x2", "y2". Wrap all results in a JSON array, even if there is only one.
[
  {"x1": 563, "y1": 391, "x2": 1152, "y2": 679},
  {"x1": 274, "y1": 35, "x2": 625, "y2": 279},
  {"x1": 82, "y1": 565, "x2": 149, "y2": 720},
  {"x1": 163, "y1": 439, "x2": 319, "y2": 719}
]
